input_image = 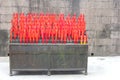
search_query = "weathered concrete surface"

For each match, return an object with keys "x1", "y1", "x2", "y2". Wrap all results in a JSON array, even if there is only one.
[
  {"x1": 0, "y1": 0, "x2": 120, "y2": 56},
  {"x1": 0, "y1": 30, "x2": 9, "y2": 56}
]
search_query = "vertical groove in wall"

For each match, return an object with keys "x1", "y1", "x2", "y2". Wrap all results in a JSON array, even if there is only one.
[
  {"x1": 37, "y1": 0, "x2": 40, "y2": 12},
  {"x1": 29, "y1": 0, "x2": 32, "y2": 12},
  {"x1": 71, "y1": 0, "x2": 80, "y2": 17},
  {"x1": 14, "y1": 0, "x2": 20, "y2": 13}
]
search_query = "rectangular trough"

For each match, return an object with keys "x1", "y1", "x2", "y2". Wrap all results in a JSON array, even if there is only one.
[{"x1": 9, "y1": 43, "x2": 88, "y2": 76}]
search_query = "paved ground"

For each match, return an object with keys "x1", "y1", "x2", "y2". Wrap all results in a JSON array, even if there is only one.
[{"x1": 0, "y1": 56, "x2": 120, "y2": 80}]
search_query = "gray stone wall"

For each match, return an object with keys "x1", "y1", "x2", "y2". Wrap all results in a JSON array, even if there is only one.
[{"x1": 0, "y1": 0, "x2": 120, "y2": 56}]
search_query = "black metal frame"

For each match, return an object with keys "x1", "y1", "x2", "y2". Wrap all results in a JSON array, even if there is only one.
[{"x1": 9, "y1": 43, "x2": 88, "y2": 76}]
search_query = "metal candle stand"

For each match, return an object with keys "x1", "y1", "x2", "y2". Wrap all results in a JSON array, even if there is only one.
[{"x1": 9, "y1": 13, "x2": 88, "y2": 76}]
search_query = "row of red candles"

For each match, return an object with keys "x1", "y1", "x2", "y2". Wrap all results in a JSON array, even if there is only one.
[{"x1": 10, "y1": 13, "x2": 88, "y2": 44}]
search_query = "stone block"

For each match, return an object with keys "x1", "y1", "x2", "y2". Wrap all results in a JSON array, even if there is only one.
[
  {"x1": 0, "y1": 30, "x2": 9, "y2": 44},
  {"x1": 79, "y1": 9, "x2": 86, "y2": 14},
  {"x1": 87, "y1": 31, "x2": 96, "y2": 39},
  {"x1": 0, "y1": 44, "x2": 9, "y2": 56},
  {"x1": 0, "y1": 23, "x2": 11, "y2": 30},
  {"x1": 49, "y1": 0, "x2": 70, "y2": 8},
  {"x1": 1, "y1": 14, "x2": 12, "y2": 22},
  {"x1": 93, "y1": 9, "x2": 102, "y2": 16},
  {"x1": 18, "y1": 7, "x2": 29, "y2": 13},
  {"x1": 101, "y1": 8, "x2": 114, "y2": 16},
  {"x1": 94, "y1": 45, "x2": 105, "y2": 56},
  {"x1": 110, "y1": 31, "x2": 120, "y2": 39},
  {"x1": 30, "y1": 0, "x2": 39, "y2": 8},
  {"x1": 95, "y1": 39, "x2": 112, "y2": 45},
  {"x1": 0, "y1": 30, "x2": 9, "y2": 56},
  {"x1": 80, "y1": 1, "x2": 88, "y2": 9},
  {"x1": 86, "y1": 23, "x2": 106, "y2": 31},
  {"x1": 11, "y1": 0, "x2": 29, "y2": 7},
  {"x1": 86, "y1": 23, "x2": 96, "y2": 31},
  {"x1": 118, "y1": 9, "x2": 120, "y2": 15},
  {"x1": 113, "y1": 0, "x2": 120, "y2": 8},
  {"x1": 103, "y1": 45, "x2": 118, "y2": 56},
  {"x1": 116, "y1": 45, "x2": 120, "y2": 54},
  {"x1": 93, "y1": 45, "x2": 116, "y2": 56},
  {"x1": 94, "y1": 23, "x2": 105, "y2": 31},
  {"x1": 0, "y1": 0, "x2": 12, "y2": 6},
  {"x1": 91, "y1": 2, "x2": 100, "y2": 9},
  {"x1": 111, "y1": 39, "x2": 120, "y2": 46},
  {"x1": 87, "y1": 2, "x2": 96, "y2": 9},
  {"x1": 96, "y1": 26, "x2": 111, "y2": 38},
  {"x1": 111, "y1": 16, "x2": 118, "y2": 24},
  {"x1": 83, "y1": 9, "x2": 92, "y2": 16},
  {"x1": 101, "y1": 1, "x2": 113, "y2": 8},
  {"x1": 113, "y1": 9, "x2": 119, "y2": 16},
  {"x1": 107, "y1": 23, "x2": 120, "y2": 31},
  {"x1": 88, "y1": 39, "x2": 96, "y2": 46},
  {"x1": 0, "y1": 7, "x2": 17, "y2": 14},
  {"x1": 101, "y1": 16, "x2": 111, "y2": 24}
]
